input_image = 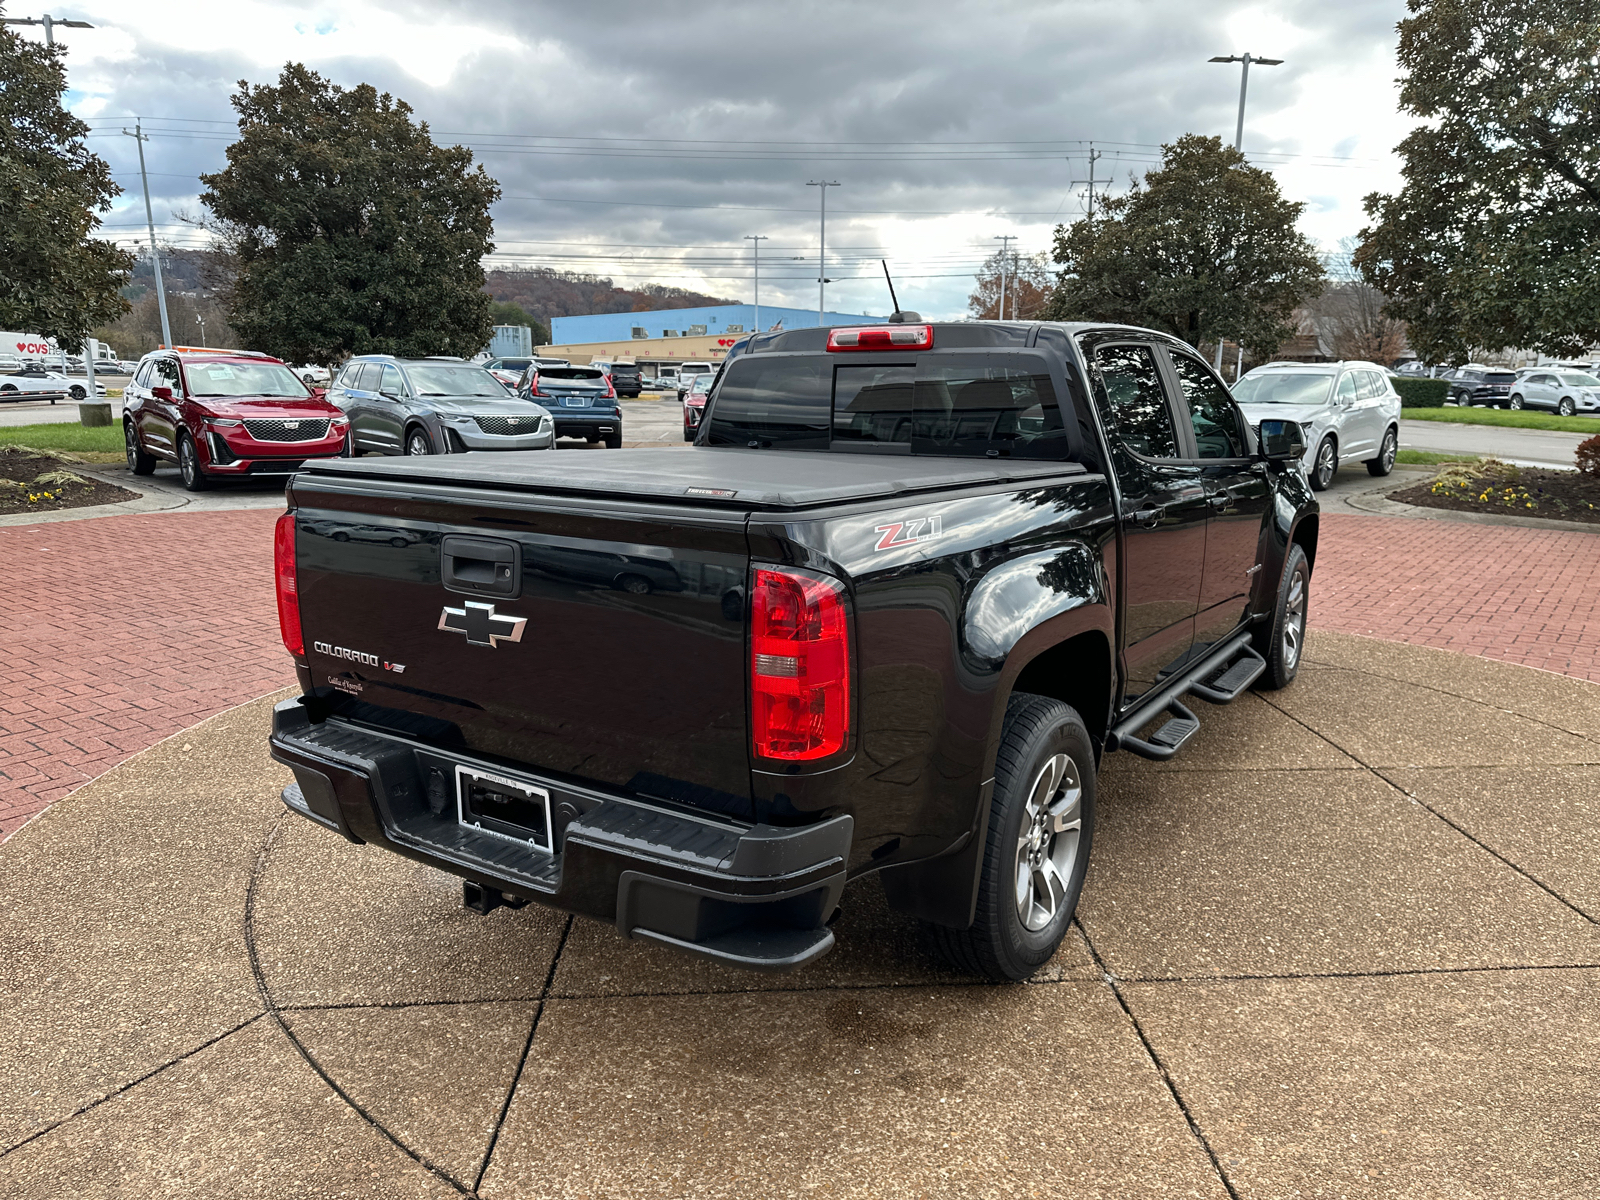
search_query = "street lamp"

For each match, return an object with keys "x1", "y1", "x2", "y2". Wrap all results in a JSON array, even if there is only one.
[
  {"x1": 1208, "y1": 53, "x2": 1283, "y2": 151},
  {"x1": 744, "y1": 235, "x2": 768, "y2": 335},
  {"x1": 806, "y1": 181, "x2": 840, "y2": 327},
  {"x1": 195, "y1": 313, "x2": 206, "y2": 348},
  {"x1": 0, "y1": 13, "x2": 94, "y2": 46}
]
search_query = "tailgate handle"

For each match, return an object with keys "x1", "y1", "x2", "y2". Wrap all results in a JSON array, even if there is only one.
[{"x1": 441, "y1": 535, "x2": 521, "y2": 599}]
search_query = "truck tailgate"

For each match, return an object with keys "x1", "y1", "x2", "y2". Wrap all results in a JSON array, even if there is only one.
[{"x1": 289, "y1": 471, "x2": 753, "y2": 819}]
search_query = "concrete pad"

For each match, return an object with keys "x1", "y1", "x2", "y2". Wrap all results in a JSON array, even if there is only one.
[
  {"x1": 1078, "y1": 769, "x2": 1600, "y2": 979},
  {"x1": 0, "y1": 694, "x2": 289, "y2": 1150},
  {"x1": 0, "y1": 1018, "x2": 456, "y2": 1199},
  {"x1": 1124, "y1": 969, "x2": 1600, "y2": 1199},
  {"x1": 250, "y1": 816, "x2": 568, "y2": 1007},
  {"x1": 1385, "y1": 765, "x2": 1600, "y2": 917},
  {"x1": 1262, "y1": 665, "x2": 1600, "y2": 767},
  {"x1": 1121, "y1": 690, "x2": 1361, "y2": 773},
  {"x1": 281, "y1": 1001, "x2": 535, "y2": 1184},
  {"x1": 479, "y1": 983, "x2": 1230, "y2": 1199},
  {"x1": 1304, "y1": 629, "x2": 1600, "y2": 741},
  {"x1": 551, "y1": 874, "x2": 1100, "y2": 998}
]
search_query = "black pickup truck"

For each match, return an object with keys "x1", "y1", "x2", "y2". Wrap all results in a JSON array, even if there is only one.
[{"x1": 269, "y1": 319, "x2": 1317, "y2": 981}]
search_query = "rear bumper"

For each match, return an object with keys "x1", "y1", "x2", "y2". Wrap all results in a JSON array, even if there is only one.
[
  {"x1": 268, "y1": 700, "x2": 849, "y2": 972},
  {"x1": 550, "y1": 412, "x2": 621, "y2": 440}
]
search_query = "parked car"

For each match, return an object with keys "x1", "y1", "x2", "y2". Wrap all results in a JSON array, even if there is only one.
[
  {"x1": 123, "y1": 349, "x2": 349, "y2": 490},
  {"x1": 516, "y1": 364, "x2": 622, "y2": 447},
  {"x1": 327, "y1": 357, "x2": 554, "y2": 457},
  {"x1": 116, "y1": 359, "x2": 141, "y2": 374},
  {"x1": 482, "y1": 357, "x2": 535, "y2": 389},
  {"x1": 1231, "y1": 360, "x2": 1401, "y2": 491},
  {"x1": 608, "y1": 361, "x2": 642, "y2": 398},
  {"x1": 681, "y1": 372, "x2": 715, "y2": 441},
  {"x1": 296, "y1": 364, "x2": 332, "y2": 388},
  {"x1": 0, "y1": 365, "x2": 106, "y2": 404},
  {"x1": 1443, "y1": 367, "x2": 1517, "y2": 408},
  {"x1": 676, "y1": 371, "x2": 712, "y2": 401},
  {"x1": 1509, "y1": 370, "x2": 1600, "y2": 416},
  {"x1": 268, "y1": 317, "x2": 1319, "y2": 980}
]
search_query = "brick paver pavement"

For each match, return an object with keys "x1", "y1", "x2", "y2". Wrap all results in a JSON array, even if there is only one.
[
  {"x1": 1, "y1": 509, "x2": 293, "y2": 839},
  {"x1": 1314, "y1": 513, "x2": 1600, "y2": 684},
  {"x1": 3, "y1": 505, "x2": 1596, "y2": 841}
]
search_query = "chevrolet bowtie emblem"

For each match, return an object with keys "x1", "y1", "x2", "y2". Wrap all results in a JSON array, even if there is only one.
[{"x1": 438, "y1": 601, "x2": 527, "y2": 648}]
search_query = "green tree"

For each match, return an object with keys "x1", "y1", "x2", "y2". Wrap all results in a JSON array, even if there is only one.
[
  {"x1": 1355, "y1": 0, "x2": 1600, "y2": 363},
  {"x1": 0, "y1": 12, "x2": 131, "y2": 349},
  {"x1": 200, "y1": 63, "x2": 500, "y2": 366},
  {"x1": 487, "y1": 299, "x2": 550, "y2": 345},
  {"x1": 1046, "y1": 135, "x2": 1324, "y2": 357}
]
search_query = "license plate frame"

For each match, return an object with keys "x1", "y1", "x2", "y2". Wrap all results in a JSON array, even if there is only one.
[
  {"x1": 565, "y1": 396, "x2": 591, "y2": 408},
  {"x1": 456, "y1": 764, "x2": 553, "y2": 852}
]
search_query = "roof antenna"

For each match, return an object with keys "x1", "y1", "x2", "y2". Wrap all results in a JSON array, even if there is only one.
[{"x1": 882, "y1": 259, "x2": 920, "y2": 324}]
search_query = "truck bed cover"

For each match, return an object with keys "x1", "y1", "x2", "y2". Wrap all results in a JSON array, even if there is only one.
[{"x1": 299, "y1": 447, "x2": 1086, "y2": 511}]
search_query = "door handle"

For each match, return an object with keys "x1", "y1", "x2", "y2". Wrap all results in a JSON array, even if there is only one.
[
  {"x1": 1130, "y1": 506, "x2": 1164, "y2": 527},
  {"x1": 1208, "y1": 494, "x2": 1231, "y2": 511}
]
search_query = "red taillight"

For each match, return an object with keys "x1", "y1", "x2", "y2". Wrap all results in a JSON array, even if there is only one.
[
  {"x1": 274, "y1": 511, "x2": 304, "y2": 658},
  {"x1": 827, "y1": 324, "x2": 933, "y2": 352},
  {"x1": 750, "y1": 567, "x2": 850, "y2": 761},
  {"x1": 527, "y1": 372, "x2": 541, "y2": 397},
  {"x1": 606, "y1": 376, "x2": 617, "y2": 398}
]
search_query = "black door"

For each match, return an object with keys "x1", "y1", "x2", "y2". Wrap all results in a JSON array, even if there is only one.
[
  {"x1": 1087, "y1": 341, "x2": 1209, "y2": 706},
  {"x1": 1161, "y1": 348, "x2": 1272, "y2": 653}
]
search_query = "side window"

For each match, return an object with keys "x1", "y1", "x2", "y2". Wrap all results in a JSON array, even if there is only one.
[
  {"x1": 132, "y1": 361, "x2": 152, "y2": 388},
  {"x1": 355, "y1": 363, "x2": 381, "y2": 392},
  {"x1": 1356, "y1": 372, "x2": 1382, "y2": 400},
  {"x1": 379, "y1": 365, "x2": 404, "y2": 396},
  {"x1": 153, "y1": 358, "x2": 182, "y2": 392},
  {"x1": 1167, "y1": 352, "x2": 1247, "y2": 458},
  {"x1": 1094, "y1": 344, "x2": 1179, "y2": 458},
  {"x1": 336, "y1": 363, "x2": 359, "y2": 388},
  {"x1": 1335, "y1": 374, "x2": 1359, "y2": 404}
]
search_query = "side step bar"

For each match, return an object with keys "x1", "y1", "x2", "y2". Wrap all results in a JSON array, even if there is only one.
[{"x1": 1107, "y1": 631, "x2": 1261, "y2": 762}]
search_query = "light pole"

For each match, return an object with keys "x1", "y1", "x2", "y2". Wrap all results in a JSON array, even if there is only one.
[
  {"x1": 0, "y1": 13, "x2": 94, "y2": 45},
  {"x1": 744, "y1": 235, "x2": 768, "y2": 335},
  {"x1": 122, "y1": 121, "x2": 173, "y2": 349},
  {"x1": 992, "y1": 235, "x2": 1016, "y2": 320},
  {"x1": 195, "y1": 313, "x2": 207, "y2": 348},
  {"x1": 807, "y1": 181, "x2": 839, "y2": 327},
  {"x1": 1208, "y1": 52, "x2": 1282, "y2": 368}
]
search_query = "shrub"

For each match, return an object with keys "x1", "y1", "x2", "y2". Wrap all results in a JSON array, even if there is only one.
[
  {"x1": 1578, "y1": 434, "x2": 1600, "y2": 477},
  {"x1": 1391, "y1": 377, "x2": 1450, "y2": 408}
]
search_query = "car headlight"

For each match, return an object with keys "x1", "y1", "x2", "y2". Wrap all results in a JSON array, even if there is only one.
[{"x1": 207, "y1": 418, "x2": 242, "y2": 427}]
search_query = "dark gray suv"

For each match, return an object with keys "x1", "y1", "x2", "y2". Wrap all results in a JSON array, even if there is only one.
[{"x1": 328, "y1": 356, "x2": 554, "y2": 456}]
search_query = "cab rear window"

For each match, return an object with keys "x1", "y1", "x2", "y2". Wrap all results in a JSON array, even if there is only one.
[{"x1": 703, "y1": 352, "x2": 1069, "y2": 458}]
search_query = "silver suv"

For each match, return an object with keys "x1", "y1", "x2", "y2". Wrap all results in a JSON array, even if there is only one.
[
  {"x1": 1231, "y1": 360, "x2": 1402, "y2": 491},
  {"x1": 328, "y1": 356, "x2": 554, "y2": 456}
]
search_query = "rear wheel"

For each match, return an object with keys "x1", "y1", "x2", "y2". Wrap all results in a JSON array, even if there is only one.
[
  {"x1": 1366, "y1": 427, "x2": 1398, "y2": 476},
  {"x1": 1310, "y1": 436, "x2": 1337, "y2": 491},
  {"x1": 927, "y1": 694, "x2": 1095, "y2": 982},
  {"x1": 604, "y1": 431, "x2": 623, "y2": 449},
  {"x1": 68, "y1": 385, "x2": 86, "y2": 401},
  {"x1": 1254, "y1": 542, "x2": 1309, "y2": 690},
  {"x1": 1559, "y1": 397, "x2": 1576, "y2": 417},
  {"x1": 124, "y1": 420, "x2": 156, "y2": 475},
  {"x1": 177, "y1": 433, "x2": 209, "y2": 492},
  {"x1": 1510, "y1": 393, "x2": 1524, "y2": 410},
  {"x1": 405, "y1": 428, "x2": 433, "y2": 456}
]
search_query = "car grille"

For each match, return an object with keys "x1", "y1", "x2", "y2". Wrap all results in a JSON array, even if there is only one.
[
  {"x1": 474, "y1": 415, "x2": 544, "y2": 436},
  {"x1": 244, "y1": 418, "x2": 330, "y2": 442}
]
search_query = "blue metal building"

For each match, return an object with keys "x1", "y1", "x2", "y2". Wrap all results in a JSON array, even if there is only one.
[{"x1": 550, "y1": 304, "x2": 884, "y2": 347}]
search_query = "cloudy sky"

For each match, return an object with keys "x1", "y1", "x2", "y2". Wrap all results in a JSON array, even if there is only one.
[{"x1": 30, "y1": 0, "x2": 1417, "y2": 319}]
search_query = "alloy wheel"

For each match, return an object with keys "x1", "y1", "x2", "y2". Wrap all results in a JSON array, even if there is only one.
[
  {"x1": 406, "y1": 431, "x2": 431, "y2": 456},
  {"x1": 1316, "y1": 440, "x2": 1336, "y2": 488},
  {"x1": 1013, "y1": 752, "x2": 1083, "y2": 932},
  {"x1": 1510, "y1": 394, "x2": 1523, "y2": 409},
  {"x1": 1381, "y1": 429, "x2": 1396, "y2": 470},
  {"x1": 1560, "y1": 398, "x2": 1576, "y2": 417},
  {"x1": 1283, "y1": 564, "x2": 1307, "y2": 670},
  {"x1": 180, "y1": 438, "x2": 199, "y2": 486},
  {"x1": 124, "y1": 422, "x2": 138, "y2": 468}
]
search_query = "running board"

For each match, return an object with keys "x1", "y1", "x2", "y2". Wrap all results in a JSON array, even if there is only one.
[
  {"x1": 1114, "y1": 698, "x2": 1201, "y2": 761},
  {"x1": 1189, "y1": 645, "x2": 1267, "y2": 704}
]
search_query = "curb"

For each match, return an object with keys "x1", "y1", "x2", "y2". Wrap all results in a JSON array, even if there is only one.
[{"x1": 1338, "y1": 470, "x2": 1600, "y2": 535}]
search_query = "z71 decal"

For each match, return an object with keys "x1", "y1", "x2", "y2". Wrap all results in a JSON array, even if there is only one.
[{"x1": 874, "y1": 515, "x2": 944, "y2": 552}]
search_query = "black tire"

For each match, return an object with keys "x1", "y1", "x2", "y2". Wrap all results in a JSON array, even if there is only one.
[
  {"x1": 1559, "y1": 397, "x2": 1576, "y2": 417},
  {"x1": 69, "y1": 385, "x2": 86, "y2": 401},
  {"x1": 1254, "y1": 542, "x2": 1309, "y2": 690},
  {"x1": 339, "y1": 432, "x2": 355, "y2": 458},
  {"x1": 605, "y1": 432, "x2": 623, "y2": 449},
  {"x1": 404, "y1": 427, "x2": 434, "y2": 456},
  {"x1": 1510, "y1": 393, "x2": 1524, "y2": 410},
  {"x1": 1366, "y1": 426, "x2": 1398, "y2": 477},
  {"x1": 1310, "y1": 435, "x2": 1337, "y2": 491},
  {"x1": 124, "y1": 420, "x2": 156, "y2": 476},
  {"x1": 332, "y1": 531, "x2": 350, "y2": 542},
  {"x1": 927, "y1": 694, "x2": 1095, "y2": 982},
  {"x1": 616, "y1": 573, "x2": 651, "y2": 595},
  {"x1": 177, "y1": 433, "x2": 209, "y2": 492}
]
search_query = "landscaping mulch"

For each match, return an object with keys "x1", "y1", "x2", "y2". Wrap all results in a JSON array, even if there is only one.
[
  {"x1": 1391, "y1": 460, "x2": 1600, "y2": 526},
  {"x1": 0, "y1": 447, "x2": 138, "y2": 516}
]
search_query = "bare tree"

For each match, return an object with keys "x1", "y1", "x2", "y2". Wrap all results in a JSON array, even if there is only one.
[{"x1": 1312, "y1": 236, "x2": 1409, "y2": 363}]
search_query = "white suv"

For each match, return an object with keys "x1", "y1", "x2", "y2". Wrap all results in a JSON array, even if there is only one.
[{"x1": 1232, "y1": 360, "x2": 1402, "y2": 491}]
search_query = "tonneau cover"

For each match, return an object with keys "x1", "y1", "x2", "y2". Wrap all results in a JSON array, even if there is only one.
[{"x1": 299, "y1": 447, "x2": 1086, "y2": 511}]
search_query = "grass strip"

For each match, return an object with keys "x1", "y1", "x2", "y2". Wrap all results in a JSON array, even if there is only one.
[
  {"x1": 0, "y1": 423, "x2": 123, "y2": 453},
  {"x1": 1402, "y1": 407, "x2": 1600, "y2": 433}
]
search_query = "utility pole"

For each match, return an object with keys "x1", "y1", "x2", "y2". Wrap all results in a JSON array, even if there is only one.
[
  {"x1": 992, "y1": 235, "x2": 1015, "y2": 321},
  {"x1": 807, "y1": 181, "x2": 839, "y2": 327},
  {"x1": 122, "y1": 121, "x2": 172, "y2": 349},
  {"x1": 1069, "y1": 143, "x2": 1104, "y2": 220},
  {"x1": 744, "y1": 235, "x2": 768, "y2": 335},
  {"x1": 1, "y1": 13, "x2": 94, "y2": 46},
  {"x1": 1208, "y1": 52, "x2": 1283, "y2": 369}
]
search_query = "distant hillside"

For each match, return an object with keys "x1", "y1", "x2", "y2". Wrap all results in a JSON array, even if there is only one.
[{"x1": 485, "y1": 268, "x2": 735, "y2": 324}]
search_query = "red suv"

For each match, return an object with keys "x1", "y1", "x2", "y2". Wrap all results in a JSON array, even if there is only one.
[{"x1": 123, "y1": 349, "x2": 348, "y2": 491}]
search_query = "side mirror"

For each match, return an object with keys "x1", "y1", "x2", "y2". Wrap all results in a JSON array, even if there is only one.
[
  {"x1": 310, "y1": 386, "x2": 327, "y2": 399},
  {"x1": 1257, "y1": 418, "x2": 1307, "y2": 461},
  {"x1": 150, "y1": 386, "x2": 173, "y2": 401}
]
